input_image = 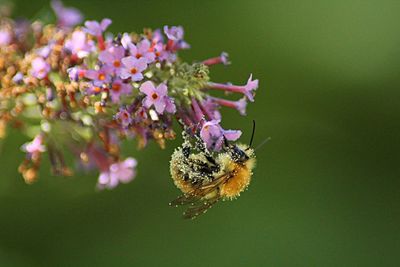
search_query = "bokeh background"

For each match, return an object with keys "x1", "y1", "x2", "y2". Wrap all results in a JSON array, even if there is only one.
[{"x1": 1, "y1": 0, "x2": 400, "y2": 266}]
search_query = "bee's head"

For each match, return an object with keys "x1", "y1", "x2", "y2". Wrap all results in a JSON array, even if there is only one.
[
  {"x1": 223, "y1": 120, "x2": 256, "y2": 163},
  {"x1": 226, "y1": 143, "x2": 254, "y2": 164},
  {"x1": 231, "y1": 145, "x2": 248, "y2": 163}
]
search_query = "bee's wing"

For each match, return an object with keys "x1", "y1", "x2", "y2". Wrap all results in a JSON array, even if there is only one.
[
  {"x1": 169, "y1": 193, "x2": 200, "y2": 207},
  {"x1": 182, "y1": 197, "x2": 219, "y2": 219},
  {"x1": 170, "y1": 173, "x2": 228, "y2": 207},
  {"x1": 170, "y1": 173, "x2": 232, "y2": 219}
]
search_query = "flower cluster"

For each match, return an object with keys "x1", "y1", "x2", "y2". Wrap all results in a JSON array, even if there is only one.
[{"x1": 0, "y1": 1, "x2": 259, "y2": 189}]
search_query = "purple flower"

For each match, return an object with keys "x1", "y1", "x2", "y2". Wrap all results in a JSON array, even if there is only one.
[
  {"x1": 109, "y1": 79, "x2": 132, "y2": 103},
  {"x1": 51, "y1": 0, "x2": 83, "y2": 28},
  {"x1": 164, "y1": 25, "x2": 184, "y2": 41},
  {"x1": 21, "y1": 135, "x2": 46, "y2": 155},
  {"x1": 134, "y1": 107, "x2": 148, "y2": 121},
  {"x1": 97, "y1": 157, "x2": 137, "y2": 190},
  {"x1": 151, "y1": 29, "x2": 164, "y2": 44},
  {"x1": 86, "y1": 84, "x2": 103, "y2": 95},
  {"x1": 121, "y1": 33, "x2": 132, "y2": 49},
  {"x1": 99, "y1": 45, "x2": 125, "y2": 73},
  {"x1": 0, "y1": 30, "x2": 11, "y2": 46},
  {"x1": 165, "y1": 97, "x2": 177, "y2": 114},
  {"x1": 152, "y1": 42, "x2": 172, "y2": 62},
  {"x1": 65, "y1": 30, "x2": 94, "y2": 58},
  {"x1": 128, "y1": 39, "x2": 155, "y2": 64},
  {"x1": 119, "y1": 56, "x2": 147, "y2": 81},
  {"x1": 203, "y1": 52, "x2": 230, "y2": 66},
  {"x1": 190, "y1": 97, "x2": 205, "y2": 122},
  {"x1": 163, "y1": 25, "x2": 190, "y2": 50},
  {"x1": 37, "y1": 43, "x2": 54, "y2": 58},
  {"x1": 210, "y1": 96, "x2": 247, "y2": 115},
  {"x1": 207, "y1": 74, "x2": 259, "y2": 102},
  {"x1": 200, "y1": 120, "x2": 242, "y2": 151},
  {"x1": 30, "y1": 57, "x2": 50, "y2": 79},
  {"x1": 140, "y1": 81, "x2": 176, "y2": 114},
  {"x1": 67, "y1": 67, "x2": 84, "y2": 81},
  {"x1": 12, "y1": 72, "x2": 24, "y2": 84},
  {"x1": 84, "y1": 18, "x2": 112, "y2": 37},
  {"x1": 84, "y1": 65, "x2": 112, "y2": 85},
  {"x1": 115, "y1": 107, "x2": 133, "y2": 128},
  {"x1": 200, "y1": 98, "x2": 221, "y2": 120}
]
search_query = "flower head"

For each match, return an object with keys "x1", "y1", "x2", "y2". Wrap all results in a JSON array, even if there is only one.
[
  {"x1": 30, "y1": 57, "x2": 50, "y2": 79},
  {"x1": 119, "y1": 56, "x2": 147, "y2": 81},
  {"x1": 243, "y1": 74, "x2": 259, "y2": 102},
  {"x1": 12, "y1": 72, "x2": 24, "y2": 84},
  {"x1": 97, "y1": 157, "x2": 137, "y2": 189},
  {"x1": 21, "y1": 135, "x2": 46, "y2": 155},
  {"x1": 67, "y1": 67, "x2": 84, "y2": 81},
  {"x1": 115, "y1": 107, "x2": 133, "y2": 128},
  {"x1": 121, "y1": 33, "x2": 132, "y2": 49},
  {"x1": 151, "y1": 29, "x2": 164, "y2": 44},
  {"x1": 127, "y1": 39, "x2": 155, "y2": 64},
  {"x1": 0, "y1": 30, "x2": 11, "y2": 46},
  {"x1": 109, "y1": 79, "x2": 132, "y2": 103},
  {"x1": 203, "y1": 52, "x2": 230, "y2": 66},
  {"x1": 164, "y1": 25, "x2": 190, "y2": 50},
  {"x1": 64, "y1": 30, "x2": 94, "y2": 58},
  {"x1": 210, "y1": 96, "x2": 248, "y2": 115},
  {"x1": 164, "y1": 26, "x2": 184, "y2": 41},
  {"x1": 140, "y1": 81, "x2": 175, "y2": 114},
  {"x1": 99, "y1": 45, "x2": 125, "y2": 73},
  {"x1": 84, "y1": 65, "x2": 112, "y2": 86},
  {"x1": 84, "y1": 18, "x2": 112, "y2": 37},
  {"x1": 200, "y1": 120, "x2": 242, "y2": 151},
  {"x1": 207, "y1": 74, "x2": 259, "y2": 102},
  {"x1": 51, "y1": 0, "x2": 83, "y2": 28}
]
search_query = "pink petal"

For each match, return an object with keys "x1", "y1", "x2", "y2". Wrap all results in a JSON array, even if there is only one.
[
  {"x1": 98, "y1": 50, "x2": 113, "y2": 63},
  {"x1": 100, "y1": 18, "x2": 112, "y2": 31},
  {"x1": 119, "y1": 69, "x2": 131, "y2": 80},
  {"x1": 135, "y1": 57, "x2": 148, "y2": 72},
  {"x1": 143, "y1": 97, "x2": 154, "y2": 108},
  {"x1": 154, "y1": 100, "x2": 166, "y2": 114},
  {"x1": 124, "y1": 157, "x2": 137, "y2": 168},
  {"x1": 128, "y1": 43, "x2": 137, "y2": 56},
  {"x1": 140, "y1": 81, "x2": 155, "y2": 96},
  {"x1": 223, "y1": 130, "x2": 242, "y2": 141},
  {"x1": 156, "y1": 83, "x2": 168, "y2": 96},
  {"x1": 131, "y1": 73, "x2": 144, "y2": 82},
  {"x1": 121, "y1": 56, "x2": 135, "y2": 68}
]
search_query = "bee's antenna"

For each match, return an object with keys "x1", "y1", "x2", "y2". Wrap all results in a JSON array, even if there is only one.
[
  {"x1": 255, "y1": 137, "x2": 271, "y2": 151},
  {"x1": 249, "y1": 120, "x2": 256, "y2": 147}
]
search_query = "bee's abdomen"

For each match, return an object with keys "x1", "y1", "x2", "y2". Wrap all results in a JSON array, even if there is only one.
[{"x1": 220, "y1": 165, "x2": 252, "y2": 199}]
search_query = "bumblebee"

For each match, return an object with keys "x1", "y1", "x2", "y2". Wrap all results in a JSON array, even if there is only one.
[{"x1": 169, "y1": 127, "x2": 256, "y2": 219}]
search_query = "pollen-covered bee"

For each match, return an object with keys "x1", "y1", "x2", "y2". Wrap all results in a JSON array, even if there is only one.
[{"x1": 169, "y1": 124, "x2": 256, "y2": 219}]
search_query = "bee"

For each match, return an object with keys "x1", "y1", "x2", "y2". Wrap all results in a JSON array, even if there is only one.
[{"x1": 169, "y1": 122, "x2": 256, "y2": 219}]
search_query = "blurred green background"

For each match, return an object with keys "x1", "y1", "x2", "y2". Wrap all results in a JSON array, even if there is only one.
[{"x1": 1, "y1": 0, "x2": 400, "y2": 266}]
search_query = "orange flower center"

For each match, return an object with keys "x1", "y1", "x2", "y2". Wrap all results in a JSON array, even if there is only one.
[
  {"x1": 94, "y1": 87, "x2": 101, "y2": 93},
  {"x1": 113, "y1": 60, "x2": 121, "y2": 67},
  {"x1": 151, "y1": 93, "x2": 158, "y2": 100},
  {"x1": 136, "y1": 53, "x2": 142, "y2": 59},
  {"x1": 130, "y1": 68, "x2": 137, "y2": 74},
  {"x1": 112, "y1": 84, "x2": 121, "y2": 92},
  {"x1": 98, "y1": 73, "x2": 106, "y2": 81}
]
